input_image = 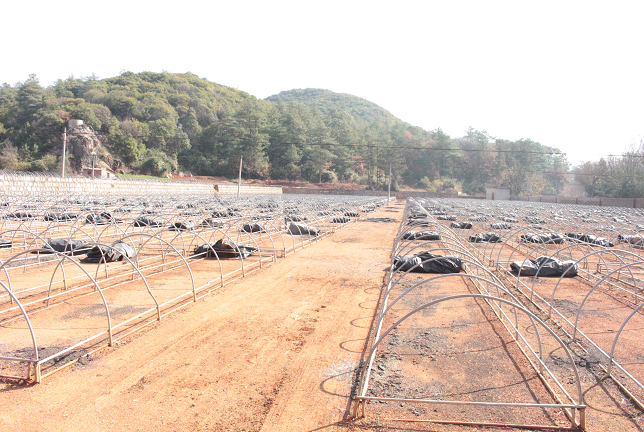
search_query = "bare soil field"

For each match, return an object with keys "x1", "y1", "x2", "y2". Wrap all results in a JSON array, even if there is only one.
[{"x1": 1, "y1": 201, "x2": 643, "y2": 432}]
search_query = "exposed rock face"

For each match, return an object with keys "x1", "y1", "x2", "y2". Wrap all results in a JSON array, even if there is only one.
[{"x1": 67, "y1": 124, "x2": 100, "y2": 173}]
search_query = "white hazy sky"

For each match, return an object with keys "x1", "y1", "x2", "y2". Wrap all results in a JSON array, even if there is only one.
[{"x1": 2, "y1": 1, "x2": 643, "y2": 166}]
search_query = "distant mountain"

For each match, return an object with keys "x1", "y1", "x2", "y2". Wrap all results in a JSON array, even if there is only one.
[{"x1": 266, "y1": 88, "x2": 399, "y2": 126}]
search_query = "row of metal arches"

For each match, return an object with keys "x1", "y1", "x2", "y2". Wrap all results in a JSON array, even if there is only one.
[{"x1": 354, "y1": 198, "x2": 587, "y2": 429}]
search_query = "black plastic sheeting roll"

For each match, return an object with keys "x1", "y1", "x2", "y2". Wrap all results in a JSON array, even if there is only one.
[
  {"x1": 332, "y1": 216, "x2": 351, "y2": 223},
  {"x1": 510, "y1": 256, "x2": 578, "y2": 277},
  {"x1": 199, "y1": 218, "x2": 225, "y2": 228},
  {"x1": 193, "y1": 239, "x2": 258, "y2": 259},
  {"x1": 44, "y1": 212, "x2": 78, "y2": 222},
  {"x1": 450, "y1": 222, "x2": 473, "y2": 229},
  {"x1": 287, "y1": 223, "x2": 320, "y2": 236},
  {"x1": 134, "y1": 217, "x2": 163, "y2": 227},
  {"x1": 401, "y1": 231, "x2": 441, "y2": 241},
  {"x1": 520, "y1": 233, "x2": 565, "y2": 244},
  {"x1": 285, "y1": 215, "x2": 308, "y2": 222},
  {"x1": 242, "y1": 224, "x2": 266, "y2": 233},
  {"x1": 44, "y1": 238, "x2": 91, "y2": 254},
  {"x1": 81, "y1": 242, "x2": 136, "y2": 263},
  {"x1": 170, "y1": 221, "x2": 197, "y2": 231},
  {"x1": 393, "y1": 252, "x2": 463, "y2": 274},
  {"x1": 617, "y1": 234, "x2": 644, "y2": 245},
  {"x1": 566, "y1": 233, "x2": 614, "y2": 247},
  {"x1": 469, "y1": 232, "x2": 502, "y2": 243}
]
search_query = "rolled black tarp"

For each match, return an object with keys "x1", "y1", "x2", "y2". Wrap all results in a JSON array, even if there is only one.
[
  {"x1": 332, "y1": 216, "x2": 351, "y2": 223},
  {"x1": 510, "y1": 256, "x2": 578, "y2": 277},
  {"x1": 44, "y1": 238, "x2": 91, "y2": 254},
  {"x1": 81, "y1": 242, "x2": 136, "y2": 263},
  {"x1": 193, "y1": 239, "x2": 258, "y2": 259},
  {"x1": 344, "y1": 211, "x2": 360, "y2": 217},
  {"x1": 469, "y1": 232, "x2": 502, "y2": 243},
  {"x1": 170, "y1": 221, "x2": 197, "y2": 231},
  {"x1": 520, "y1": 233, "x2": 565, "y2": 244},
  {"x1": 450, "y1": 222, "x2": 473, "y2": 229},
  {"x1": 617, "y1": 234, "x2": 644, "y2": 245},
  {"x1": 86, "y1": 213, "x2": 120, "y2": 225},
  {"x1": 4, "y1": 212, "x2": 34, "y2": 220},
  {"x1": 285, "y1": 215, "x2": 308, "y2": 222},
  {"x1": 287, "y1": 223, "x2": 320, "y2": 236},
  {"x1": 566, "y1": 233, "x2": 614, "y2": 247},
  {"x1": 44, "y1": 212, "x2": 78, "y2": 222},
  {"x1": 393, "y1": 252, "x2": 463, "y2": 274},
  {"x1": 134, "y1": 217, "x2": 163, "y2": 227},
  {"x1": 242, "y1": 223, "x2": 266, "y2": 233},
  {"x1": 200, "y1": 218, "x2": 225, "y2": 228},
  {"x1": 402, "y1": 231, "x2": 441, "y2": 241}
]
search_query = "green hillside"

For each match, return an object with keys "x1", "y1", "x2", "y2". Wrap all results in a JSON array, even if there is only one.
[
  {"x1": 266, "y1": 88, "x2": 399, "y2": 126},
  {"x1": 0, "y1": 71, "x2": 570, "y2": 196}
]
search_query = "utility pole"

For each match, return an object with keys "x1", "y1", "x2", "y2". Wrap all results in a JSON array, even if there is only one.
[
  {"x1": 61, "y1": 127, "x2": 67, "y2": 178},
  {"x1": 237, "y1": 156, "x2": 243, "y2": 199},
  {"x1": 388, "y1": 163, "x2": 392, "y2": 201}
]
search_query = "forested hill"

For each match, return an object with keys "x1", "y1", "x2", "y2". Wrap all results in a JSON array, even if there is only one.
[
  {"x1": 266, "y1": 88, "x2": 399, "y2": 126},
  {"x1": 0, "y1": 71, "x2": 570, "y2": 196}
]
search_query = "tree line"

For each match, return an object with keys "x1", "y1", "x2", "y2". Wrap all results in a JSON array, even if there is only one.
[{"x1": 1, "y1": 71, "x2": 572, "y2": 195}]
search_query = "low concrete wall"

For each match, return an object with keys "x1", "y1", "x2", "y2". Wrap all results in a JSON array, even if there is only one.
[
  {"x1": 214, "y1": 184, "x2": 282, "y2": 194},
  {"x1": 282, "y1": 187, "x2": 463, "y2": 199},
  {"x1": 508, "y1": 195, "x2": 643, "y2": 208},
  {"x1": 0, "y1": 172, "x2": 281, "y2": 196}
]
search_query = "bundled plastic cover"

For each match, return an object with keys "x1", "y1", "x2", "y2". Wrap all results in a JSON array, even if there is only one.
[
  {"x1": 44, "y1": 238, "x2": 91, "y2": 254},
  {"x1": 134, "y1": 217, "x2": 163, "y2": 227},
  {"x1": 193, "y1": 239, "x2": 258, "y2": 259},
  {"x1": 344, "y1": 211, "x2": 360, "y2": 217},
  {"x1": 332, "y1": 216, "x2": 351, "y2": 223},
  {"x1": 469, "y1": 232, "x2": 502, "y2": 243},
  {"x1": 393, "y1": 252, "x2": 463, "y2": 274},
  {"x1": 44, "y1": 212, "x2": 78, "y2": 221},
  {"x1": 242, "y1": 223, "x2": 266, "y2": 233},
  {"x1": 211, "y1": 210, "x2": 230, "y2": 218},
  {"x1": 520, "y1": 233, "x2": 565, "y2": 244},
  {"x1": 81, "y1": 242, "x2": 136, "y2": 263},
  {"x1": 450, "y1": 222, "x2": 473, "y2": 229},
  {"x1": 4, "y1": 212, "x2": 34, "y2": 220},
  {"x1": 200, "y1": 218, "x2": 225, "y2": 228},
  {"x1": 402, "y1": 231, "x2": 441, "y2": 241},
  {"x1": 0, "y1": 239, "x2": 12, "y2": 249},
  {"x1": 170, "y1": 221, "x2": 197, "y2": 231},
  {"x1": 618, "y1": 234, "x2": 644, "y2": 244},
  {"x1": 285, "y1": 215, "x2": 308, "y2": 222},
  {"x1": 510, "y1": 256, "x2": 578, "y2": 277},
  {"x1": 491, "y1": 222, "x2": 513, "y2": 230},
  {"x1": 436, "y1": 215, "x2": 457, "y2": 221},
  {"x1": 408, "y1": 212, "x2": 429, "y2": 220},
  {"x1": 566, "y1": 233, "x2": 614, "y2": 247},
  {"x1": 288, "y1": 223, "x2": 320, "y2": 236},
  {"x1": 86, "y1": 213, "x2": 120, "y2": 225}
]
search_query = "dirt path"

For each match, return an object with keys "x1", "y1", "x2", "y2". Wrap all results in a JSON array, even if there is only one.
[{"x1": 0, "y1": 203, "x2": 403, "y2": 432}]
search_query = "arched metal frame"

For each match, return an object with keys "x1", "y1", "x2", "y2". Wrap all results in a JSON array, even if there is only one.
[{"x1": 0, "y1": 191, "x2": 391, "y2": 383}]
